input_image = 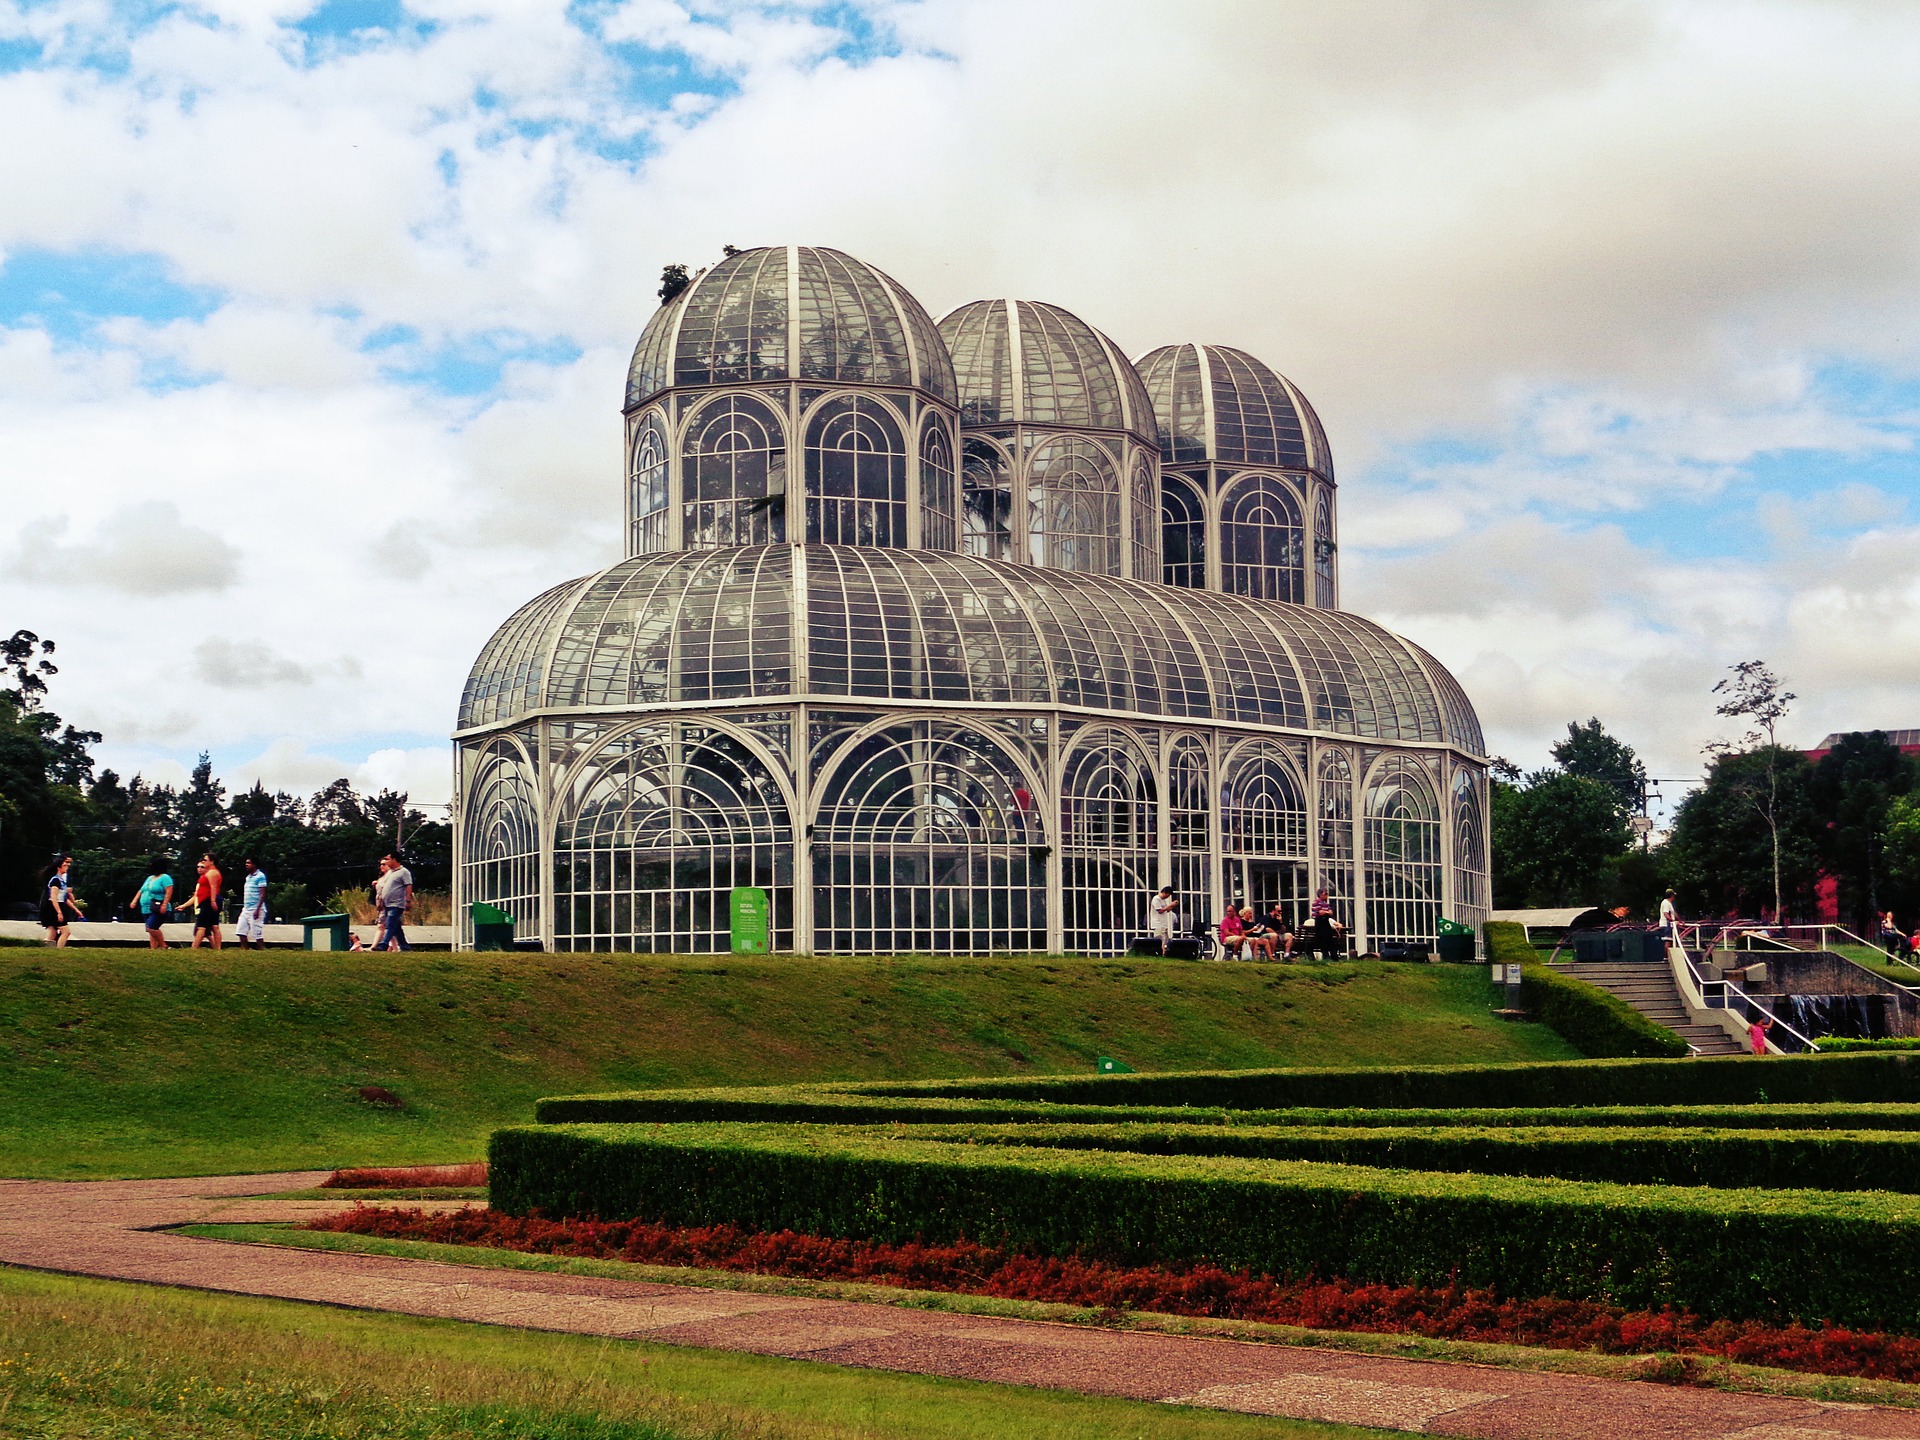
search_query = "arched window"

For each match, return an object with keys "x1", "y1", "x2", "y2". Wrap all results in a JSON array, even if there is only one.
[
  {"x1": 1364, "y1": 757, "x2": 1441, "y2": 946},
  {"x1": 812, "y1": 720, "x2": 1043, "y2": 955},
  {"x1": 1314, "y1": 487, "x2": 1337, "y2": 608},
  {"x1": 1220, "y1": 740, "x2": 1307, "y2": 920},
  {"x1": 1452, "y1": 764, "x2": 1488, "y2": 921},
  {"x1": 920, "y1": 414, "x2": 957, "y2": 552},
  {"x1": 1060, "y1": 728, "x2": 1156, "y2": 953},
  {"x1": 682, "y1": 394, "x2": 786, "y2": 548},
  {"x1": 1221, "y1": 474, "x2": 1304, "y2": 602},
  {"x1": 460, "y1": 733, "x2": 542, "y2": 943},
  {"x1": 1129, "y1": 462, "x2": 1158, "y2": 583},
  {"x1": 1315, "y1": 748, "x2": 1355, "y2": 933},
  {"x1": 552, "y1": 722, "x2": 792, "y2": 953},
  {"x1": 961, "y1": 437, "x2": 1014, "y2": 561},
  {"x1": 1027, "y1": 436, "x2": 1119, "y2": 575},
  {"x1": 1161, "y1": 474, "x2": 1205, "y2": 589},
  {"x1": 806, "y1": 396, "x2": 907, "y2": 547},
  {"x1": 628, "y1": 409, "x2": 670, "y2": 556},
  {"x1": 1168, "y1": 735, "x2": 1210, "y2": 929}
]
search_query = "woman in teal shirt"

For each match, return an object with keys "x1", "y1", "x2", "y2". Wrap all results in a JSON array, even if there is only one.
[{"x1": 130, "y1": 860, "x2": 174, "y2": 950}]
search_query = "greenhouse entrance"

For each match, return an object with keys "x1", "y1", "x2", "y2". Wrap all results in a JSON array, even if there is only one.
[{"x1": 1228, "y1": 860, "x2": 1310, "y2": 925}]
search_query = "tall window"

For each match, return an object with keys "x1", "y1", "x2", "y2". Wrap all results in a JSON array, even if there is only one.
[
  {"x1": 961, "y1": 437, "x2": 1014, "y2": 561},
  {"x1": 1364, "y1": 757, "x2": 1441, "y2": 946},
  {"x1": 1027, "y1": 436, "x2": 1119, "y2": 575},
  {"x1": 628, "y1": 409, "x2": 670, "y2": 556},
  {"x1": 682, "y1": 394, "x2": 786, "y2": 548},
  {"x1": 1221, "y1": 474, "x2": 1304, "y2": 602},
  {"x1": 806, "y1": 396, "x2": 907, "y2": 547},
  {"x1": 920, "y1": 414, "x2": 957, "y2": 552},
  {"x1": 1452, "y1": 765, "x2": 1488, "y2": 921},
  {"x1": 1314, "y1": 487, "x2": 1337, "y2": 608},
  {"x1": 1161, "y1": 474, "x2": 1205, "y2": 589},
  {"x1": 1316, "y1": 748, "x2": 1355, "y2": 934},
  {"x1": 1129, "y1": 462, "x2": 1158, "y2": 583},
  {"x1": 1169, "y1": 736, "x2": 1211, "y2": 929},
  {"x1": 1060, "y1": 728, "x2": 1156, "y2": 953},
  {"x1": 460, "y1": 733, "x2": 542, "y2": 943}
]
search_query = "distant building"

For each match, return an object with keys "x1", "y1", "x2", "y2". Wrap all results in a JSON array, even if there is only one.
[
  {"x1": 454, "y1": 246, "x2": 1490, "y2": 954},
  {"x1": 1803, "y1": 730, "x2": 1920, "y2": 764}
]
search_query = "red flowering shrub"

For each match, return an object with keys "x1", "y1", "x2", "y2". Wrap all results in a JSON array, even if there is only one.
[
  {"x1": 306, "y1": 1205, "x2": 1920, "y2": 1382},
  {"x1": 321, "y1": 1163, "x2": 488, "y2": 1189}
]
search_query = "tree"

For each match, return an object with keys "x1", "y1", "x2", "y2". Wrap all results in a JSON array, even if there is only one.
[
  {"x1": 1666, "y1": 746, "x2": 1819, "y2": 918},
  {"x1": 1809, "y1": 732, "x2": 1919, "y2": 929},
  {"x1": 1551, "y1": 718, "x2": 1647, "y2": 813},
  {"x1": 658, "y1": 263, "x2": 690, "y2": 304},
  {"x1": 1491, "y1": 770, "x2": 1633, "y2": 908},
  {"x1": 308, "y1": 778, "x2": 366, "y2": 829},
  {"x1": 174, "y1": 752, "x2": 227, "y2": 861},
  {"x1": 1889, "y1": 795, "x2": 1920, "y2": 910},
  {"x1": 1, "y1": 629, "x2": 56, "y2": 710},
  {"x1": 1709, "y1": 660, "x2": 1798, "y2": 921},
  {"x1": 228, "y1": 782, "x2": 280, "y2": 829}
]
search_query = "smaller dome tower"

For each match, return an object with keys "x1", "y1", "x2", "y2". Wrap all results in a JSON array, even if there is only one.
[
  {"x1": 624, "y1": 245, "x2": 960, "y2": 556},
  {"x1": 938, "y1": 299, "x2": 1160, "y2": 582},
  {"x1": 1136, "y1": 343, "x2": 1337, "y2": 607}
]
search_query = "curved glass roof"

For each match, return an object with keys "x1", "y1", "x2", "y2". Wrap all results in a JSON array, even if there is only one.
[
  {"x1": 626, "y1": 246, "x2": 957, "y2": 410},
  {"x1": 460, "y1": 546, "x2": 1482, "y2": 753},
  {"x1": 1135, "y1": 343, "x2": 1333, "y2": 479},
  {"x1": 938, "y1": 299, "x2": 1156, "y2": 439}
]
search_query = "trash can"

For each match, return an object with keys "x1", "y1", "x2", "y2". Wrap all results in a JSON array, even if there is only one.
[
  {"x1": 301, "y1": 913, "x2": 351, "y2": 951},
  {"x1": 1435, "y1": 918, "x2": 1476, "y2": 963},
  {"x1": 471, "y1": 902, "x2": 516, "y2": 952}
]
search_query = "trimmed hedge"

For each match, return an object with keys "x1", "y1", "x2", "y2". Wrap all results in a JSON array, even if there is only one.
[
  {"x1": 927, "y1": 1120, "x2": 1920, "y2": 1193},
  {"x1": 1815, "y1": 1038, "x2": 1920, "y2": 1054},
  {"x1": 535, "y1": 1085, "x2": 1920, "y2": 1132},
  {"x1": 489, "y1": 1121, "x2": 1920, "y2": 1330},
  {"x1": 1485, "y1": 920, "x2": 1688, "y2": 1059}
]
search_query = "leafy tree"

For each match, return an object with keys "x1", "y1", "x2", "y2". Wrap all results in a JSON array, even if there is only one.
[
  {"x1": 0, "y1": 628, "x2": 99, "y2": 901},
  {"x1": 173, "y1": 752, "x2": 228, "y2": 862},
  {"x1": 1889, "y1": 795, "x2": 1920, "y2": 910},
  {"x1": 1709, "y1": 659, "x2": 1798, "y2": 921},
  {"x1": 307, "y1": 778, "x2": 366, "y2": 829},
  {"x1": 1809, "y1": 731, "x2": 1919, "y2": 929},
  {"x1": 1551, "y1": 718, "x2": 1647, "y2": 812},
  {"x1": 1, "y1": 629, "x2": 56, "y2": 710},
  {"x1": 1491, "y1": 770, "x2": 1633, "y2": 908},
  {"x1": 228, "y1": 782, "x2": 279, "y2": 829},
  {"x1": 658, "y1": 263, "x2": 690, "y2": 304},
  {"x1": 1666, "y1": 745, "x2": 1819, "y2": 918}
]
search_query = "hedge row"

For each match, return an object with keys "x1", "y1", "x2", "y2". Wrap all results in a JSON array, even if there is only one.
[
  {"x1": 924, "y1": 1121, "x2": 1920, "y2": 1193},
  {"x1": 489, "y1": 1121, "x2": 1920, "y2": 1330},
  {"x1": 1483, "y1": 919, "x2": 1689, "y2": 1059},
  {"x1": 535, "y1": 1085, "x2": 1920, "y2": 1132}
]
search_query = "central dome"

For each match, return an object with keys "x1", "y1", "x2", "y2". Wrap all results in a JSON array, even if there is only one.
[
  {"x1": 626, "y1": 246, "x2": 956, "y2": 409},
  {"x1": 1136, "y1": 343, "x2": 1332, "y2": 478},
  {"x1": 939, "y1": 299, "x2": 1154, "y2": 437}
]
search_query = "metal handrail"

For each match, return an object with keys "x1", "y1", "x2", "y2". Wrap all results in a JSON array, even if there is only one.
[{"x1": 1670, "y1": 928, "x2": 1820, "y2": 1054}]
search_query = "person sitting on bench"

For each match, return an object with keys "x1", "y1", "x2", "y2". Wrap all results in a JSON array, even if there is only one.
[
  {"x1": 1241, "y1": 906, "x2": 1277, "y2": 961},
  {"x1": 1265, "y1": 902, "x2": 1296, "y2": 961},
  {"x1": 1218, "y1": 907, "x2": 1246, "y2": 959}
]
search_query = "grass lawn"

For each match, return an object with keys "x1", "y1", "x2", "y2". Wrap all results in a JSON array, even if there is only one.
[
  {"x1": 0, "y1": 949, "x2": 1576, "y2": 1179},
  {"x1": 0, "y1": 1266, "x2": 1388, "y2": 1440}
]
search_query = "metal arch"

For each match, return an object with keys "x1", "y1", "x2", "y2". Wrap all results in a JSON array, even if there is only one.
[
  {"x1": 872, "y1": 265, "x2": 928, "y2": 398},
  {"x1": 802, "y1": 707, "x2": 1054, "y2": 844},
  {"x1": 544, "y1": 709, "x2": 801, "y2": 829},
  {"x1": 1274, "y1": 369, "x2": 1335, "y2": 484},
  {"x1": 1196, "y1": 344, "x2": 1220, "y2": 463}
]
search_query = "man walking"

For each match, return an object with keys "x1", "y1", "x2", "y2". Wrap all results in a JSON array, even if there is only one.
[
  {"x1": 374, "y1": 853, "x2": 413, "y2": 952},
  {"x1": 237, "y1": 857, "x2": 269, "y2": 949},
  {"x1": 189, "y1": 854, "x2": 224, "y2": 949}
]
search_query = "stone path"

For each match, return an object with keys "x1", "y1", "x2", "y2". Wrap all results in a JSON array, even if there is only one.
[{"x1": 3, "y1": 1172, "x2": 1919, "y2": 1437}]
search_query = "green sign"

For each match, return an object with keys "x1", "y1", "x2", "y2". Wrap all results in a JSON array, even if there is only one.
[
  {"x1": 1096, "y1": 1055, "x2": 1136, "y2": 1074},
  {"x1": 729, "y1": 886, "x2": 770, "y2": 954}
]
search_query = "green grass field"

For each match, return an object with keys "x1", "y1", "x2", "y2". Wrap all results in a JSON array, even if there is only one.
[
  {"x1": 0, "y1": 948, "x2": 1575, "y2": 1179},
  {"x1": 0, "y1": 1268, "x2": 1386, "y2": 1439}
]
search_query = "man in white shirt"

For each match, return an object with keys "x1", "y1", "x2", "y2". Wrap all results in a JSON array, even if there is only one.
[
  {"x1": 1658, "y1": 889, "x2": 1680, "y2": 947},
  {"x1": 374, "y1": 854, "x2": 413, "y2": 952},
  {"x1": 237, "y1": 858, "x2": 269, "y2": 948}
]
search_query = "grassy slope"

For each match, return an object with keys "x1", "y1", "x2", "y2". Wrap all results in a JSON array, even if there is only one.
[
  {"x1": 0, "y1": 1268, "x2": 1385, "y2": 1440},
  {"x1": 0, "y1": 949, "x2": 1575, "y2": 1179}
]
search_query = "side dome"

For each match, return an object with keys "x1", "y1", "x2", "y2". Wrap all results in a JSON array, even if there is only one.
[
  {"x1": 625, "y1": 246, "x2": 957, "y2": 409},
  {"x1": 458, "y1": 545, "x2": 1483, "y2": 753},
  {"x1": 1136, "y1": 343, "x2": 1333, "y2": 479},
  {"x1": 938, "y1": 299, "x2": 1155, "y2": 439}
]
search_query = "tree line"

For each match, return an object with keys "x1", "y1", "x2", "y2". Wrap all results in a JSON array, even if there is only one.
[
  {"x1": 1493, "y1": 664, "x2": 1920, "y2": 933},
  {"x1": 0, "y1": 630, "x2": 449, "y2": 921}
]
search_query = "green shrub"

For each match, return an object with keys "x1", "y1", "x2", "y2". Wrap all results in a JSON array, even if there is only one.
[
  {"x1": 490, "y1": 1121, "x2": 1920, "y2": 1330},
  {"x1": 1483, "y1": 920, "x2": 1686, "y2": 1059},
  {"x1": 1810, "y1": 1038, "x2": 1920, "y2": 1053}
]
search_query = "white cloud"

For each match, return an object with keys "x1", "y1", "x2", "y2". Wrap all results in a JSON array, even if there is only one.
[{"x1": 9, "y1": 501, "x2": 241, "y2": 595}]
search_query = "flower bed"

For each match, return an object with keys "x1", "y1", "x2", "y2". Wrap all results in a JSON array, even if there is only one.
[{"x1": 307, "y1": 1205, "x2": 1920, "y2": 1382}]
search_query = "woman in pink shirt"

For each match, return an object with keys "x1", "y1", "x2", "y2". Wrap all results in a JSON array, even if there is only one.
[{"x1": 1218, "y1": 908, "x2": 1246, "y2": 959}]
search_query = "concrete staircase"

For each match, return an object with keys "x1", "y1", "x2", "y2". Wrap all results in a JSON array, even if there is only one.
[{"x1": 1547, "y1": 960, "x2": 1745, "y2": 1056}]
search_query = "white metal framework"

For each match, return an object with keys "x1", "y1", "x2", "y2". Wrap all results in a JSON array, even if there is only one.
[{"x1": 457, "y1": 245, "x2": 1487, "y2": 954}]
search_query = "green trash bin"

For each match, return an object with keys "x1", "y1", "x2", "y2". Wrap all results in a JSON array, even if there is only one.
[
  {"x1": 1435, "y1": 918, "x2": 1476, "y2": 963},
  {"x1": 301, "y1": 913, "x2": 351, "y2": 951},
  {"x1": 471, "y1": 902, "x2": 516, "y2": 952}
]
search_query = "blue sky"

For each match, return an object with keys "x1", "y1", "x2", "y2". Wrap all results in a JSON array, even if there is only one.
[{"x1": 3, "y1": 0, "x2": 1919, "y2": 804}]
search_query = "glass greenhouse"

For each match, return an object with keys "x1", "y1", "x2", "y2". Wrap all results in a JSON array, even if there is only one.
[{"x1": 456, "y1": 245, "x2": 1489, "y2": 954}]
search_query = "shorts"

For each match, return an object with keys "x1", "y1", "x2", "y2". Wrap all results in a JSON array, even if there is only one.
[
  {"x1": 238, "y1": 904, "x2": 267, "y2": 942},
  {"x1": 144, "y1": 908, "x2": 166, "y2": 931},
  {"x1": 193, "y1": 902, "x2": 221, "y2": 932},
  {"x1": 39, "y1": 900, "x2": 65, "y2": 928},
  {"x1": 1149, "y1": 920, "x2": 1175, "y2": 938}
]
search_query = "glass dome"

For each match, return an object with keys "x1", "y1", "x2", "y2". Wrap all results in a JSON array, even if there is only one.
[
  {"x1": 459, "y1": 545, "x2": 1482, "y2": 752},
  {"x1": 626, "y1": 246, "x2": 956, "y2": 409},
  {"x1": 938, "y1": 299, "x2": 1154, "y2": 438},
  {"x1": 1136, "y1": 343, "x2": 1333, "y2": 479}
]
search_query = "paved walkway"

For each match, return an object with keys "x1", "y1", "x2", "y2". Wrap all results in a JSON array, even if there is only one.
[{"x1": 3, "y1": 1172, "x2": 1918, "y2": 1438}]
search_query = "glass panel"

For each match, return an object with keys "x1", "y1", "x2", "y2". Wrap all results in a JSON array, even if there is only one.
[
  {"x1": 1026, "y1": 434, "x2": 1119, "y2": 575},
  {"x1": 459, "y1": 732, "x2": 542, "y2": 940},
  {"x1": 674, "y1": 247, "x2": 789, "y2": 388},
  {"x1": 805, "y1": 395, "x2": 907, "y2": 546},
  {"x1": 1364, "y1": 756, "x2": 1441, "y2": 945},
  {"x1": 1060, "y1": 727, "x2": 1157, "y2": 955},
  {"x1": 961, "y1": 437, "x2": 1014, "y2": 561},
  {"x1": 919, "y1": 413, "x2": 957, "y2": 553},
  {"x1": 1136, "y1": 344, "x2": 1208, "y2": 463},
  {"x1": 681, "y1": 392, "x2": 787, "y2": 547},
  {"x1": 1160, "y1": 472, "x2": 1206, "y2": 589},
  {"x1": 1220, "y1": 473, "x2": 1304, "y2": 603},
  {"x1": 1313, "y1": 486, "x2": 1337, "y2": 608},
  {"x1": 628, "y1": 408, "x2": 671, "y2": 557}
]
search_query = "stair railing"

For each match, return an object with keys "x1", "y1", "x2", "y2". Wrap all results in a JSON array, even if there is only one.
[{"x1": 1668, "y1": 926, "x2": 1820, "y2": 1055}]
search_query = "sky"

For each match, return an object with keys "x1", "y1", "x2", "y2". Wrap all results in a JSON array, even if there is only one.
[{"x1": 1, "y1": 0, "x2": 1917, "y2": 824}]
